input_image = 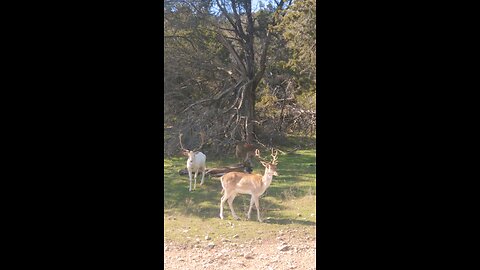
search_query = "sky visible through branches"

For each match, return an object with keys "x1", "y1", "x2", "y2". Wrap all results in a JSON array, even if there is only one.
[{"x1": 211, "y1": 0, "x2": 274, "y2": 13}]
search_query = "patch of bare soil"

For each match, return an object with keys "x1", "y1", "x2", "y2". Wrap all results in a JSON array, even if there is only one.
[{"x1": 164, "y1": 229, "x2": 316, "y2": 270}]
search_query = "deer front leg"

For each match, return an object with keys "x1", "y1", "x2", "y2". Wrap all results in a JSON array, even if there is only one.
[
  {"x1": 247, "y1": 195, "x2": 255, "y2": 220},
  {"x1": 254, "y1": 196, "x2": 263, "y2": 222},
  {"x1": 188, "y1": 170, "x2": 193, "y2": 192},
  {"x1": 193, "y1": 169, "x2": 199, "y2": 190}
]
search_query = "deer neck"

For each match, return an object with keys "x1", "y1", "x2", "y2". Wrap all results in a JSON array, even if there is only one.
[{"x1": 261, "y1": 168, "x2": 274, "y2": 192}]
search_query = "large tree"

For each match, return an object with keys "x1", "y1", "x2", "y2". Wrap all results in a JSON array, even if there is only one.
[
  {"x1": 163, "y1": 0, "x2": 318, "y2": 156},
  {"x1": 212, "y1": 0, "x2": 290, "y2": 143}
]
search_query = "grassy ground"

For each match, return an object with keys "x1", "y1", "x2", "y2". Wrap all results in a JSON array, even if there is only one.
[{"x1": 164, "y1": 148, "x2": 316, "y2": 244}]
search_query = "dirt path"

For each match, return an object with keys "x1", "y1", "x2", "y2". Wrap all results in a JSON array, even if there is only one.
[{"x1": 164, "y1": 229, "x2": 316, "y2": 270}]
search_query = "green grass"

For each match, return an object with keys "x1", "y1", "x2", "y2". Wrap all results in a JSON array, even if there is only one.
[{"x1": 164, "y1": 149, "x2": 317, "y2": 244}]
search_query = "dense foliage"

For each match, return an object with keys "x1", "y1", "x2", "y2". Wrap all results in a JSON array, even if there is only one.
[{"x1": 164, "y1": 0, "x2": 316, "y2": 156}]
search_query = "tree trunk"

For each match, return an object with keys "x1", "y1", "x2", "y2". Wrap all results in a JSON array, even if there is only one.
[
  {"x1": 244, "y1": 0, "x2": 256, "y2": 144},
  {"x1": 244, "y1": 81, "x2": 255, "y2": 144}
]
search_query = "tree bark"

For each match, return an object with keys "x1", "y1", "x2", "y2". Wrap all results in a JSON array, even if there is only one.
[{"x1": 244, "y1": 81, "x2": 255, "y2": 144}]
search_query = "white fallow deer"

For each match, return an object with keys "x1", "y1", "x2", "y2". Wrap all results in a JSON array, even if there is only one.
[
  {"x1": 179, "y1": 132, "x2": 206, "y2": 192},
  {"x1": 219, "y1": 149, "x2": 279, "y2": 222}
]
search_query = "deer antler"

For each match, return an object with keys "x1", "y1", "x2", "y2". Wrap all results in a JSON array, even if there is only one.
[
  {"x1": 192, "y1": 131, "x2": 206, "y2": 152},
  {"x1": 178, "y1": 133, "x2": 187, "y2": 151},
  {"x1": 271, "y1": 148, "x2": 279, "y2": 165},
  {"x1": 254, "y1": 149, "x2": 268, "y2": 162}
]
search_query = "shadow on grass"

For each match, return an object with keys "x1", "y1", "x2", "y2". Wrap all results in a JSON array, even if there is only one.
[
  {"x1": 265, "y1": 186, "x2": 314, "y2": 200},
  {"x1": 265, "y1": 218, "x2": 316, "y2": 226}
]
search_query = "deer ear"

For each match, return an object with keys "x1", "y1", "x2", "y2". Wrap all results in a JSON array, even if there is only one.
[
  {"x1": 181, "y1": 150, "x2": 189, "y2": 156},
  {"x1": 260, "y1": 161, "x2": 268, "y2": 167}
]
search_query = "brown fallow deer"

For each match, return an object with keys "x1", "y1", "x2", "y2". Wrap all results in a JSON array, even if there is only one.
[
  {"x1": 179, "y1": 132, "x2": 206, "y2": 192},
  {"x1": 219, "y1": 149, "x2": 279, "y2": 222},
  {"x1": 235, "y1": 141, "x2": 257, "y2": 173}
]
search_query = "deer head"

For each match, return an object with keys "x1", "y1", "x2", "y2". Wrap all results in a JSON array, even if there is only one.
[
  {"x1": 179, "y1": 131, "x2": 206, "y2": 157},
  {"x1": 254, "y1": 148, "x2": 279, "y2": 176}
]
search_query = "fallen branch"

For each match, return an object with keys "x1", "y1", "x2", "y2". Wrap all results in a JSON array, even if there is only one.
[{"x1": 179, "y1": 163, "x2": 253, "y2": 177}]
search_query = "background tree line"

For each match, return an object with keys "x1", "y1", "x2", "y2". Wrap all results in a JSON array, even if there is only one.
[{"x1": 164, "y1": 0, "x2": 316, "y2": 157}]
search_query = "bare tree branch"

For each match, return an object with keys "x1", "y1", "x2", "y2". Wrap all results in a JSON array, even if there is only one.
[
  {"x1": 230, "y1": 0, "x2": 247, "y2": 40},
  {"x1": 215, "y1": 32, "x2": 247, "y2": 77},
  {"x1": 215, "y1": 0, "x2": 241, "y2": 34}
]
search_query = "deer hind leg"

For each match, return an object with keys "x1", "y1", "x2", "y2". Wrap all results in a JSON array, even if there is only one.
[
  {"x1": 219, "y1": 192, "x2": 228, "y2": 219},
  {"x1": 247, "y1": 195, "x2": 255, "y2": 220},
  {"x1": 227, "y1": 194, "x2": 240, "y2": 220},
  {"x1": 253, "y1": 196, "x2": 263, "y2": 222},
  {"x1": 200, "y1": 167, "x2": 205, "y2": 185},
  {"x1": 188, "y1": 170, "x2": 193, "y2": 192}
]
